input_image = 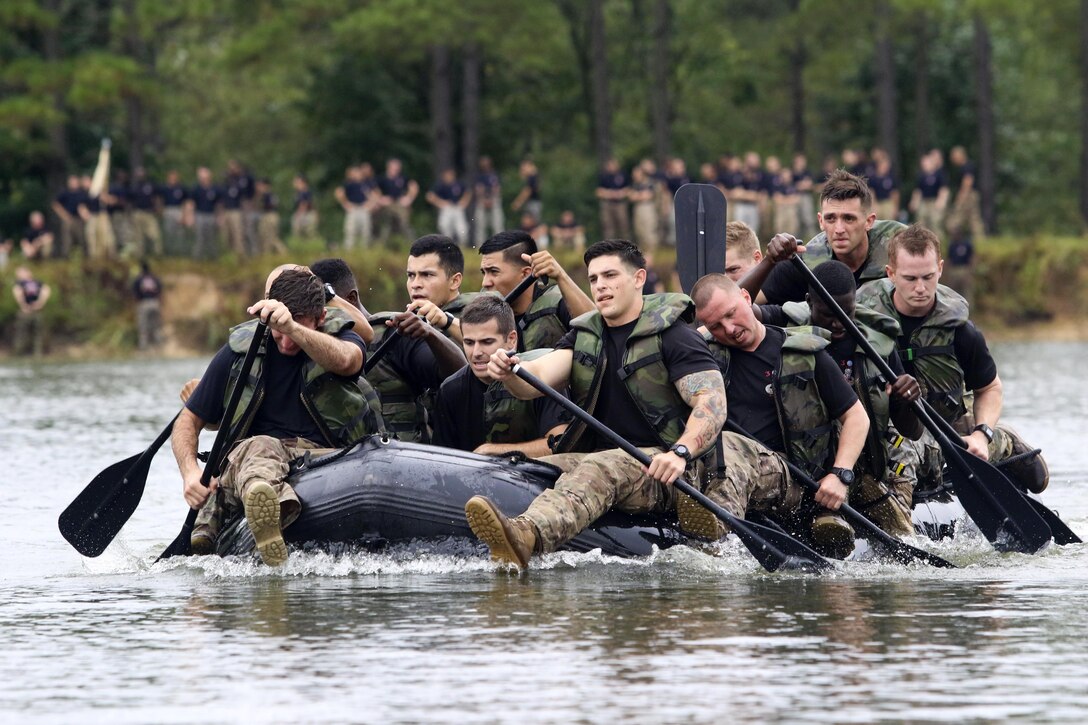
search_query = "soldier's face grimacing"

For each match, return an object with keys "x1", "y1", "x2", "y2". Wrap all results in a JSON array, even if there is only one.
[
  {"x1": 696, "y1": 287, "x2": 760, "y2": 352},
  {"x1": 407, "y1": 253, "x2": 461, "y2": 306},
  {"x1": 586, "y1": 255, "x2": 645, "y2": 323},
  {"x1": 480, "y1": 253, "x2": 530, "y2": 297},
  {"x1": 461, "y1": 319, "x2": 518, "y2": 381},
  {"x1": 887, "y1": 248, "x2": 944, "y2": 317},
  {"x1": 818, "y1": 198, "x2": 876, "y2": 260}
]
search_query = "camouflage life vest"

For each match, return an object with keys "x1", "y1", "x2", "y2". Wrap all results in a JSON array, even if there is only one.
[
  {"x1": 555, "y1": 293, "x2": 694, "y2": 453},
  {"x1": 366, "y1": 312, "x2": 432, "y2": 443},
  {"x1": 856, "y1": 278, "x2": 970, "y2": 423},
  {"x1": 771, "y1": 327, "x2": 836, "y2": 479},
  {"x1": 225, "y1": 309, "x2": 384, "y2": 447},
  {"x1": 517, "y1": 281, "x2": 568, "y2": 351},
  {"x1": 481, "y1": 347, "x2": 554, "y2": 444},
  {"x1": 803, "y1": 219, "x2": 906, "y2": 286},
  {"x1": 780, "y1": 302, "x2": 898, "y2": 477},
  {"x1": 442, "y1": 291, "x2": 481, "y2": 317}
]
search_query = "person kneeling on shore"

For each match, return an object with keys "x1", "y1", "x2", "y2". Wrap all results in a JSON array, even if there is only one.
[{"x1": 172, "y1": 268, "x2": 383, "y2": 566}]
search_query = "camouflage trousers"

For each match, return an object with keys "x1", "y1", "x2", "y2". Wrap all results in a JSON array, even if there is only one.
[
  {"x1": 521, "y1": 447, "x2": 677, "y2": 553},
  {"x1": 700, "y1": 433, "x2": 805, "y2": 531},
  {"x1": 193, "y1": 435, "x2": 335, "y2": 541},
  {"x1": 891, "y1": 422, "x2": 1042, "y2": 492}
]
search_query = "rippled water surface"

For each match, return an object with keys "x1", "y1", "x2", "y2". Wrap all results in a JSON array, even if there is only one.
[{"x1": 2, "y1": 343, "x2": 1087, "y2": 723}]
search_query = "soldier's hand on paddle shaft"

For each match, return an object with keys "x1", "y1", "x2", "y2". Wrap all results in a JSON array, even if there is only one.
[
  {"x1": 248, "y1": 298, "x2": 296, "y2": 333},
  {"x1": 963, "y1": 431, "x2": 991, "y2": 461},
  {"x1": 814, "y1": 473, "x2": 848, "y2": 510},
  {"x1": 390, "y1": 310, "x2": 432, "y2": 339},
  {"x1": 522, "y1": 251, "x2": 562, "y2": 280},
  {"x1": 765, "y1": 233, "x2": 807, "y2": 264},
  {"x1": 646, "y1": 450, "x2": 686, "y2": 486},
  {"x1": 887, "y1": 373, "x2": 922, "y2": 402},
  {"x1": 182, "y1": 467, "x2": 218, "y2": 509},
  {"x1": 487, "y1": 348, "x2": 519, "y2": 381},
  {"x1": 408, "y1": 299, "x2": 448, "y2": 330}
]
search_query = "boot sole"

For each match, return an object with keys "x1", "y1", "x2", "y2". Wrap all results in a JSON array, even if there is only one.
[
  {"x1": 244, "y1": 482, "x2": 288, "y2": 566},
  {"x1": 676, "y1": 492, "x2": 725, "y2": 541},
  {"x1": 465, "y1": 496, "x2": 530, "y2": 570},
  {"x1": 811, "y1": 518, "x2": 855, "y2": 560}
]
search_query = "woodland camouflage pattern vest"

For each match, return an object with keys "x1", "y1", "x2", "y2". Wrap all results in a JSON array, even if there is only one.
[
  {"x1": 802, "y1": 219, "x2": 906, "y2": 286},
  {"x1": 856, "y1": 279, "x2": 970, "y2": 423},
  {"x1": 556, "y1": 293, "x2": 693, "y2": 453},
  {"x1": 517, "y1": 282, "x2": 568, "y2": 351},
  {"x1": 225, "y1": 309, "x2": 384, "y2": 446},
  {"x1": 480, "y1": 347, "x2": 554, "y2": 444},
  {"x1": 781, "y1": 301, "x2": 899, "y2": 477}
]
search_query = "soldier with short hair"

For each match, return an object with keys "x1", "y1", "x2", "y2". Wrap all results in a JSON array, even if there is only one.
[
  {"x1": 173, "y1": 268, "x2": 384, "y2": 565},
  {"x1": 856, "y1": 225, "x2": 1049, "y2": 495},
  {"x1": 724, "y1": 221, "x2": 763, "y2": 281},
  {"x1": 433, "y1": 295, "x2": 568, "y2": 455},
  {"x1": 465, "y1": 239, "x2": 727, "y2": 569}
]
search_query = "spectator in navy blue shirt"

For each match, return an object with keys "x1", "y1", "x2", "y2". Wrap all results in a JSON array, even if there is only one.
[
  {"x1": 596, "y1": 157, "x2": 629, "y2": 239},
  {"x1": 187, "y1": 166, "x2": 222, "y2": 259},
  {"x1": 510, "y1": 157, "x2": 542, "y2": 224},
  {"x1": 909, "y1": 150, "x2": 947, "y2": 232},
  {"x1": 662, "y1": 157, "x2": 690, "y2": 245},
  {"x1": 336, "y1": 164, "x2": 373, "y2": 250},
  {"x1": 869, "y1": 149, "x2": 900, "y2": 223},
  {"x1": 426, "y1": 167, "x2": 472, "y2": 246},
  {"x1": 472, "y1": 156, "x2": 503, "y2": 247},
  {"x1": 129, "y1": 167, "x2": 163, "y2": 257},
  {"x1": 158, "y1": 170, "x2": 188, "y2": 256},
  {"x1": 291, "y1": 174, "x2": 318, "y2": 240},
  {"x1": 375, "y1": 158, "x2": 419, "y2": 242},
  {"x1": 51, "y1": 174, "x2": 86, "y2": 258}
]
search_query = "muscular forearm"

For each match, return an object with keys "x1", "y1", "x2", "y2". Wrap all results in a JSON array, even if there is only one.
[
  {"x1": 739, "y1": 257, "x2": 776, "y2": 302},
  {"x1": 329, "y1": 299, "x2": 374, "y2": 344},
  {"x1": 292, "y1": 324, "x2": 363, "y2": 376},
  {"x1": 972, "y1": 377, "x2": 1003, "y2": 428},
  {"x1": 425, "y1": 330, "x2": 467, "y2": 377},
  {"x1": 556, "y1": 272, "x2": 594, "y2": 317},
  {"x1": 889, "y1": 400, "x2": 924, "y2": 440},
  {"x1": 674, "y1": 370, "x2": 727, "y2": 456},
  {"x1": 476, "y1": 437, "x2": 552, "y2": 458},
  {"x1": 832, "y1": 401, "x2": 869, "y2": 469},
  {"x1": 172, "y1": 408, "x2": 205, "y2": 480}
]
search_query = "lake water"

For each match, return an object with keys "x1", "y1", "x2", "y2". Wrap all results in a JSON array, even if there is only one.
[{"x1": 2, "y1": 343, "x2": 1086, "y2": 723}]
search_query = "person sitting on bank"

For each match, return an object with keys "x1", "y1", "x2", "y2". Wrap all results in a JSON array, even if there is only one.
[
  {"x1": 856, "y1": 225, "x2": 1049, "y2": 495},
  {"x1": 752, "y1": 258, "x2": 925, "y2": 537},
  {"x1": 464, "y1": 239, "x2": 727, "y2": 570},
  {"x1": 689, "y1": 273, "x2": 870, "y2": 558},
  {"x1": 433, "y1": 295, "x2": 568, "y2": 455},
  {"x1": 172, "y1": 268, "x2": 384, "y2": 566},
  {"x1": 478, "y1": 230, "x2": 594, "y2": 350}
]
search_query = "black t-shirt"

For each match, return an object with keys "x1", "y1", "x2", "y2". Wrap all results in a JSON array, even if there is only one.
[
  {"x1": 130, "y1": 180, "x2": 157, "y2": 210},
  {"x1": 432, "y1": 367, "x2": 566, "y2": 451},
  {"x1": 294, "y1": 189, "x2": 313, "y2": 212},
  {"x1": 159, "y1": 184, "x2": 187, "y2": 208},
  {"x1": 186, "y1": 328, "x2": 366, "y2": 442},
  {"x1": 915, "y1": 170, "x2": 946, "y2": 199},
  {"x1": 107, "y1": 184, "x2": 128, "y2": 213},
  {"x1": 431, "y1": 180, "x2": 466, "y2": 202},
  {"x1": 555, "y1": 320, "x2": 717, "y2": 449},
  {"x1": 378, "y1": 175, "x2": 409, "y2": 199},
  {"x1": 223, "y1": 182, "x2": 243, "y2": 210},
  {"x1": 949, "y1": 162, "x2": 976, "y2": 196},
  {"x1": 896, "y1": 315, "x2": 997, "y2": 391},
  {"x1": 17, "y1": 279, "x2": 43, "y2": 305},
  {"x1": 343, "y1": 181, "x2": 368, "y2": 204},
  {"x1": 718, "y1": 171, "x2": 744, "y2": 190},
  {"x1": 133, "y1": 273, "x2": 161, "y2": 301},
  {"x1": 597, "y1": 172, "x2": 628, "y2": 192},
  {"x1": 376, "y1": 332, "x2": 447, "y2": 392},
  {"x1": 761, "y1": 247, "x2": 879, "y2": 305},
  {"x1": 192, "y1": 185, "x2": 221, "y2": 213},
  {"x1": 55, "y1": 189, "x2": 85, "y2": 216},
  {"x1": 524, "y1": 174, "x2": 540, "y2": 200},
  {"x1": 665, "y1": 174, "x2": 690, "y2": 194},
  {"x1": 724, "y1": 326, "x2": 858, "y2": 454},
  {"x1": 870, "y1": 172, "x2": 897, "y2": 201}
]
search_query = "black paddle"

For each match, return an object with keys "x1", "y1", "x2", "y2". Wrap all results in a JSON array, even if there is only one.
[
  {"x1": 511, "y1": 364, "x2": 832, "y2": 573},
  {"x1": 58, "y1": 413, "x2": 180, "y2": 557},
  {"x1": 723, "y1": 421, "x2": 955, "y2": 568},
  {"x1": 674, "y1": 183, "x2": 726, "y2": 293},
  {"x1": 789, "y1": 256, "x2": 1053, "y2": 554},
  {"x1": 920, "y1": 396, "x2": 1080, "y2": 545},
  {"x1": 157, "y1": 321, "x2": 269, "y2": 561}
]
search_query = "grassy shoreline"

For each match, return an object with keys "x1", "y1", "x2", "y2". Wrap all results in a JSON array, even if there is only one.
[{"x1": 2, "y1": 236, "x2": 1087, "y2": 361}]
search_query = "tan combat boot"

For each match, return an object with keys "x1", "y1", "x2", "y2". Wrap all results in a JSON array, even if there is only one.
[
  {"x1": 811, "y1": 512, "x2": 855, "y2": 559},
  {"x1": 465, "y1": 495, "x2": 536, "y2": 570},
  {"x1": 852, "y1": 474, "x2": 915, "y2": 537},
  {"x1": 244, "y1": 481, "x2": 289, "y2": 566},
  {"x1": 676, "y1": 491, "x2": 727, "y2": 541}
]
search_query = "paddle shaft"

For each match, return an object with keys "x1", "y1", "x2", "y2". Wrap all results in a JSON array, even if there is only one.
[
  {"x1": 511, "y1": 365, "x2": 812, "y2": 550},
  {"x1": 789, "y1": 256, "x2": 1051, "y2": 552},
  {"x1": 364, "y1": 274, "x2": 541, "y2": 376},
  {"x1": 158, "y1": 321, "x2": 269, "y2": 560}
]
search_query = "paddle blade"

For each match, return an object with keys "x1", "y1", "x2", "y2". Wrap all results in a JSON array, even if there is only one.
[
  {"x1": 1024, "y1": 495, "x2": 1081, "y2": 545},
  {"x1": 949, "y1": 452, "x2": 1052, "y2": 553},
  {"x1": 59, "y1": 452, "x2": 151, "y2": 557},
  {"x1": 730, "y1": 517, "x2": 834, "y2": 573},
  {"x1": 674, "y1": 183, "x2": 727, "y2": 292}
]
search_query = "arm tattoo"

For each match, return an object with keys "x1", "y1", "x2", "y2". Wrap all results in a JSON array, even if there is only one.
[{"x1": 675, "y1": 370, "x2": 728, "y2": 455}]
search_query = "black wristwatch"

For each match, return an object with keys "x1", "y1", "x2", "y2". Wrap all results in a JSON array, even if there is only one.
[
  {"x1": 441, "y1": 312, "x2": 455, "y2": 331},
  {"x1": 670, "y1": 444, "x2": 693, "y2": 464},
  {"x1": 830, "y1": 466, "x2": 855, "y2": 485},
  {"x1": 324, "y1": 283, "x2": 336, "y2": 303},
  {"x1": 973, "y1": 423, "x2": 994, "y2": 443}
]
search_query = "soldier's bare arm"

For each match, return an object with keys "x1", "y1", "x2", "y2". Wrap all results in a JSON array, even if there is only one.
[{"x1": 672, "y1": 369, "x2": 727, "y2": 457}]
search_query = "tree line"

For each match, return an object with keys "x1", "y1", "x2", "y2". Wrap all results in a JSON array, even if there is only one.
[{"x1": 1, "y1": 0, "x2": 1086, "y2": 240}]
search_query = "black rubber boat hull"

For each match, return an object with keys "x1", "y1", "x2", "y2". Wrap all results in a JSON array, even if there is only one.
[
  {"x1": 214, "y1": 436, "x2": 963, "y2": 560},
  {"x1": 216, "y1": 436, "x2": 685, "y2": 558}
]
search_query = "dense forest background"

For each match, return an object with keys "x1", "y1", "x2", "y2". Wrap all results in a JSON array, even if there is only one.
[{"x1": 1, "y1": 0, "x2": 1086, "y2": 240}]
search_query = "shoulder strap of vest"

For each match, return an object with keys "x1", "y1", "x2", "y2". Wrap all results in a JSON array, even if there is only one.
[
  {"x1": 782, "y1": 301, "x2": 811, "y2": 325},
  {"x1": 781, "y1": 326, "x2": 830, "y2": 352}
]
